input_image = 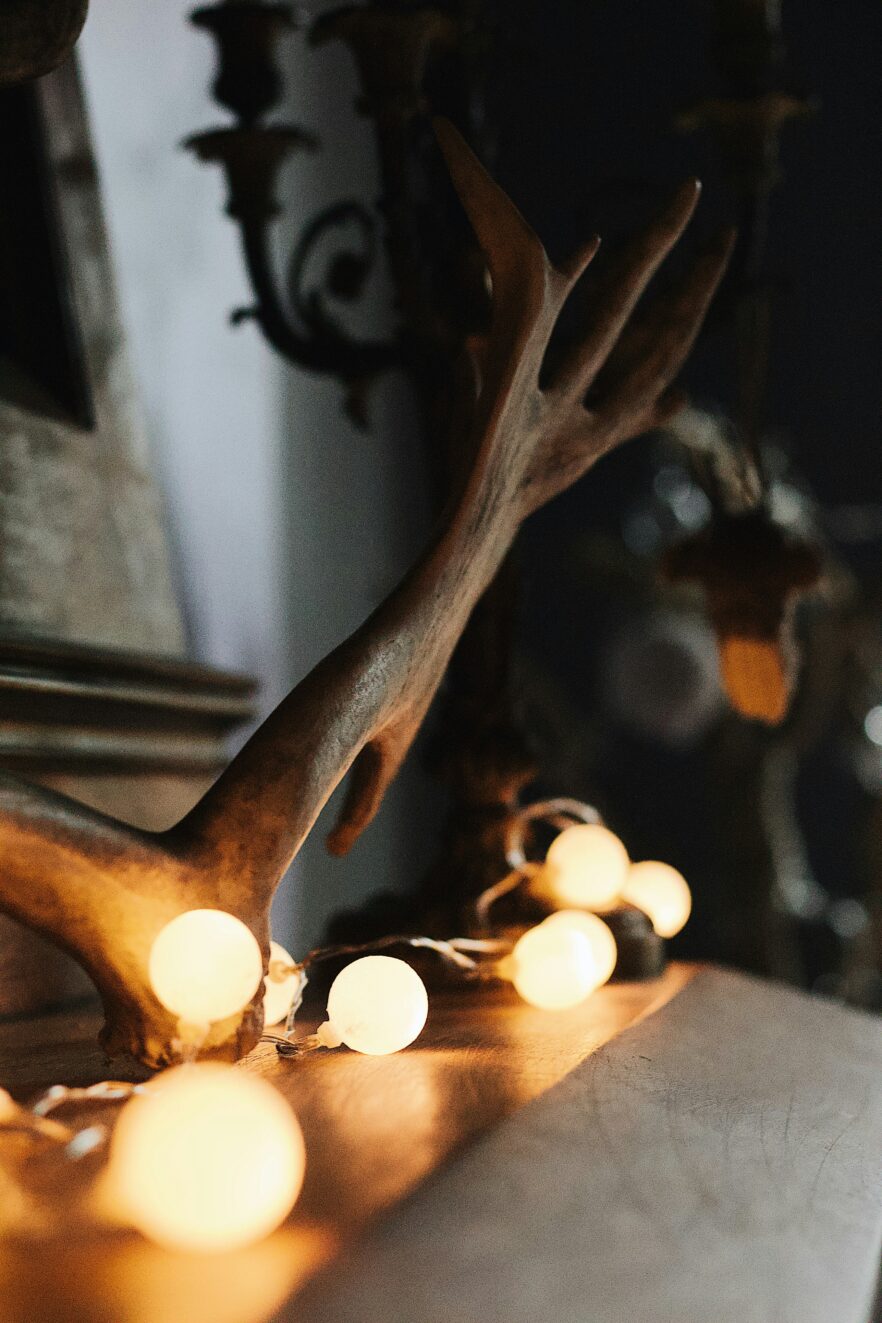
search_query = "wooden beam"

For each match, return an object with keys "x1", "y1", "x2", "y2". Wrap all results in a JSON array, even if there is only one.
[
  {"x1": 0, "y1": 969, "x2": 689, "y2": 1322},
  {"x1": 6, "y1": 968, "x2": 878, "y2": 1321},
  {"x1": 290, "y1": 968, "x2": 882, "y2": 1323}
]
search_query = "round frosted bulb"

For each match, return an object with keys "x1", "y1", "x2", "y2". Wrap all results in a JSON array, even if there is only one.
[
  {"x1": 544, "y1": 823, "x2": 630, "y2": 911},
  {"x1": 149, "y1": 909, "x2": 263, "y2": 1025},
  {"x1": 325, "y1": 955, "x2": 428, "y2": 1055},
  {"x1": 263, "y1": 940, "x2": 301, "y2": 1028},
  {"x1": 622, "y1": 861, "x2": 692, "y2": 938},
  {"x1": 108, "y1": 1063, "x2": 305, "y2": 1252},
  {"x1": 542, "y1": 910, "x2": 617, "y2": 987},
  {"x1": 511, "y1": 923, "x2": 598, "y2": 1010}
]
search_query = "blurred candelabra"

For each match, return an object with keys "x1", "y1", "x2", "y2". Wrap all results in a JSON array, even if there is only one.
[
  {"x1": 186, "y1": 1, "x2": 400, "y2": 425},
  {"x1": 186, "y1": 0, "x2": 494, "y2": 425},
  {"x1": 188, "y1": 0, "x2": 534, "y2": 931}
]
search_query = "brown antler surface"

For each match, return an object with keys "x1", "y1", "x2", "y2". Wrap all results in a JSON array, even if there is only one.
[{"x1": 0, "y1": 122, "x2": 732, "y2": 1066}]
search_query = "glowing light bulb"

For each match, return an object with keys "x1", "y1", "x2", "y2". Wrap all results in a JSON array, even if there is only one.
[
  {"x1": 541, "y1": 910, "x2": 617, "y2": 987},
  {"x1": 263, "y1": 940, "x2": 302, "y2": 1028},
  {"x1": 510, "y1": 922, "x2": 598, "y2": 1010},
  {"x1": 149, "y1": 909, "x2": 263, "y2": 1026},
  {"x1": 323, "y1": 955, "x2": 428, "y2": 1055},
  {"x1": 107, "y1": 1063, "x2": 305, "y2": 1253},
  {"x1": 543, "y1": 823, "x2": 630, "y2": 911},
  {"x1": 622, "y1": 860, "x2": 692, "y2": 938}
]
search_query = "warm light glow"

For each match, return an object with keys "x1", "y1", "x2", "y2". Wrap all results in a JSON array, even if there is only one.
[
  {"x1": 263, "y1": 940, "x2": 301, "y2": 1028},
  {"x1": 149, "y1": 909, "x2": 263, "y2": 1026},
  {"x1": 543, "y1": 823, "x2": 630, "y2": 910},
  {"x1": 510, "y1": 922, "x2": 598, "y2": 1010},
  {"x1": 622, "y1": 860, "x2": 692, "y2": 938},
  {"x1": 718, "y1": 636, "x2": 788, "y2": 724},
  {"x1": 107, "y1": 1063, "x2": 305, "y2": 1253},
  {"x1": 323, "y1": 955, "x2": 428, "y2": 1055},
  {"x1": 541, "y1": 910, "x2": 617, "y2": 986},
  {"x1": 865, "y1": 705, "x2": 882, "y2": 747}
]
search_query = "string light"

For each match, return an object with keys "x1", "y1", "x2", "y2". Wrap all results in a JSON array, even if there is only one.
[
  {"x1": 263, "y1": 940, "x2": 303, "y2": 1028},
  {"x1": 149, "y1": 909, "x2": 263, "y2": 1027},
  {"x1": 509, "y1": 922, "x2": 598, "y2": 1010},
  {"x1": 0, "y1": 794, "x2": 693, "y2": 1258},
  {"x1": 318, "y1": 955, "x2": 429, "y2": 1055},
  {"x1": 541, "y1": 910, "x2": 618, "y2": 986},
  {"x1": 622, "y1": 861, "x2": 692, "y2": 938},
  {"x1": 542, "y1": 823, "x2": 630, "y2": 911},
  {"x1": 106, "y1": 1063, "x2": 305, "y2": 1252}
]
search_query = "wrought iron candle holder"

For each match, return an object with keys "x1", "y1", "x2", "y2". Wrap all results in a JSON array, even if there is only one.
[{"x1": 186, "y1": 0, "x2": 403, "y2": 425}]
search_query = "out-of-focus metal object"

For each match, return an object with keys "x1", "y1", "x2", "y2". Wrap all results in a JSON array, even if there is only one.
[
  {"x1": 0, "y1": 0, "x2": 89, "y2": 88},
  {"x1": 664, "y1": 511, "x2": 820, "y2": 725}
]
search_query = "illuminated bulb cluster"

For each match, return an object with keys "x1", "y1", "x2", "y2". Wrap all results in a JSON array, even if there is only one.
[
  {"x1": 107, "y1": 1063, "x2": 305, "y2": 1253},
  {"x1": 509, "y1": 909, "x2": 618, "y2": 1010},
  {"x1": 116, "y1": 923, "x2": 432, "y2": 1254},
  {"x1": 147, "y1": 909, "x2": 432, "y2": 1058},
  {"x1": 540, "y1": 823, "x2": 691, "y2": 938},
  {"x1": 319, "y1": 955, "x2": 429, "y2": 1056},
  {"x1": 23, "y1": 853, "x2": 688, "y2": 1258}
]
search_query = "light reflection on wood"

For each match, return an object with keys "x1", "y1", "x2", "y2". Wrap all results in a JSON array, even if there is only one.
[
  {"x1": 0, "y1": 1226, "x2": 332, "y2": 1323},
  {"x1": 0, "y1": 966, "x2": 695, "y2": 1322}
]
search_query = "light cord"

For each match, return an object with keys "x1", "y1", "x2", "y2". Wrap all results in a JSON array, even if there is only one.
[{"x1": 268, "y1": 932, "x2": 512, "y2": 1055}]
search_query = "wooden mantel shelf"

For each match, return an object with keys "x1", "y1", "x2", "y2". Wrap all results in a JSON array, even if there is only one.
[{"x1": 2, "y1": 964, "x2": 882, "y2": 1323}]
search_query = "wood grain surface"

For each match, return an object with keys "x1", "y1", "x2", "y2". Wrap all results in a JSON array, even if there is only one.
[
  {"x1": 0, "y1": 967, "x2": 690, "y2": 1323},
  {"x1": 290, "y1": 968, "x2": 882, "y2": 1323},
  {"x1": 3, "y1": 966, "x2": 880, "y2": 1323}
]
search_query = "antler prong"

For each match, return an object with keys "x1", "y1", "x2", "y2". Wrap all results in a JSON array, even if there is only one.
[
  {"x1": 433, "y1": 117, "x2": 551, "y2": 299},
  {"x1": 559, "y1": 233, "x2": 603, "y2": 288},
  {"x1": 553, "y1": 178, "x2": 703, "y2": 401},
  {"x1": 0, "y1": 120, "x2": 731, "y2": 1066},
  {"x1": 595, "y1": 227, "x2": 736, "y2": 433}
]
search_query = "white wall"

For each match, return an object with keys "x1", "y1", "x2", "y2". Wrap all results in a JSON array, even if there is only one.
[{"x1": 79, "y1": 0, "x2": 440, "y2": 950}]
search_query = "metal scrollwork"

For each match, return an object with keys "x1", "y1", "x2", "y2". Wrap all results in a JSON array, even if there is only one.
[{"x1": 187, "y1": 0, "x2": 399, "y2": 425}]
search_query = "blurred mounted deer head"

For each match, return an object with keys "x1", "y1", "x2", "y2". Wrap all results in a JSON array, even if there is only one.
[{"x1": 0, "y1": 122, "x2": 732, "y2": 1066}]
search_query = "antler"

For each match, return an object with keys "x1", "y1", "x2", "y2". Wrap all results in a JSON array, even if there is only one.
[{"x1": 0, "y1": 122, "x2": 731, "y2": 1065}]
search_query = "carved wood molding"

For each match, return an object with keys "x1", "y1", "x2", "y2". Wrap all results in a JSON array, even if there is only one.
[{"x1": 0, "y1": 638, "x2": 255, "y2": 774}]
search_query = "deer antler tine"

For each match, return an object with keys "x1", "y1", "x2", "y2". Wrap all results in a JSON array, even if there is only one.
[
  {"x1": 326, "y1": 727, "x2": 413, "y2": 857},
  {"x1": 554, "y1": 178, "x2": 703, "y2": 400},
  {"x1": 559, "y1": 233, "x2": 603, "y2": 287},
  {"x1": 433, "y1": 118, "x2": 563, "y2": 311},
  {"x1": 597, "y1": 227, "x2": 736, "y2": 433}
]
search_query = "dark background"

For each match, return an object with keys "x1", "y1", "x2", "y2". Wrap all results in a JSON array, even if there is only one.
[{"x1": 456, "y1": 0, "x2": 882, "y2": 989}]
